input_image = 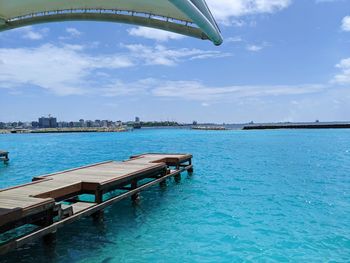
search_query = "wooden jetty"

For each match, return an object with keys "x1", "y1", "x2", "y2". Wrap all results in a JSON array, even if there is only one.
[
  {"x1": 0, "y1": 153, "x2": 193, "y2": 254},
  {"x1": 0, "y1": 151, "x2": 9, "y2": 163}
]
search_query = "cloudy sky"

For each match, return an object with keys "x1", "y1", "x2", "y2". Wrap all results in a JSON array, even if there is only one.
[{"x1": 1, "y1": 0, "x2": 350, "y2": 123}]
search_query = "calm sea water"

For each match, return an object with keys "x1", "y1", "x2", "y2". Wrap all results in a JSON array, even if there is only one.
[{"x1": 0, "y1": 129, "x2": 349, "y2": 262}]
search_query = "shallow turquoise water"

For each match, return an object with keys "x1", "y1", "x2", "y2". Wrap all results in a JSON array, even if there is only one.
[{"x1": 0, "y1": 129, "x2": 349, "y2": 262}]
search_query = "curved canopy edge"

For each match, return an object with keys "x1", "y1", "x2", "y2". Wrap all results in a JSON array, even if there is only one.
[
  {"x1": 169, "y1": 0, "x2": 222, "y2": 45},
  {"x1": 0, "y1": 0, "x2": 223, "y2": 45},
  {"x1": 0, "y1": 10, "x2": 208, "y2": 40}
]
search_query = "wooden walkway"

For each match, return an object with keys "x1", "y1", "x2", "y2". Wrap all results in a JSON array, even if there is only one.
[
  {"x1": 0, "y1": 153, "x2": 193, "y2": 254},
  {"x1": 0, "y1": 151, "x2": 9, "y2": 163}
]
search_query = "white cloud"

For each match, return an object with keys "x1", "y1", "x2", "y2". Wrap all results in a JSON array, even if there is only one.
[
  {"x1": 16, "y1": 26, "x2": 49, "y2": 40},
  {"x1": 61, "y1": 44, "x2": 86, "y2": 51},
  {"x1": 206, "y1": 0, "x2": 291, "y2": 24},
  {"x1": 315, "y1": 0, "x2": 344, "y2": 3},
  {"x1": 101, "y1": 78, "x2": 326, "y2": 102},
  {"x1": 0, "y1": 42, "x2": 323, "y2": 101},
  {"x1": 0, "y1": 43, "x2": 229, "y2": 95},
  {"x1": 101, "y1": 79, "x2": 154, "y2": 97},
  {"x1": 150, "y1": 81, "x2": 325, "y2": 101},
  {"x1": 246, "y1": 44, "x2": 263, "y2": 52},
  {"x1": 66, "y1": 27, "x2": 82, "y2": 37},
  {"x1": 121, "y1": 44, "x2": 230, "y2": 66},
  {"x1": 0, "y1": 44, "x2": 134, "y2": 95},
  {"x1": 332, "y1": 58, "x2": 350, "y2": 84},
  {"x1": 230, "y1": 19, "x2": 246, "y2": 27},
  {"x1": 23, "y1": 30, "x2": 43, "y2": 40},
  {"x1": 341, "y1": 16, "x2": 350, "y2": 31},
  {"x1": 226, "y1": 36, "x2": 243, "y2": 43},
  {"x1": 128, "y1": 27, "x2": 184, "y2": 41}
]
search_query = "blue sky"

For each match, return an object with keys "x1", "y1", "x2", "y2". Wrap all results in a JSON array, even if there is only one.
[{"x1": 1, "y1": 0, "x2": 350, "y2": 123}]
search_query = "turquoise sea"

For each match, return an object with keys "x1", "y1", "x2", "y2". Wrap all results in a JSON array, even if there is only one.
[{"x1": 0, "y1": 129, "x2": 349, "y2": 262}]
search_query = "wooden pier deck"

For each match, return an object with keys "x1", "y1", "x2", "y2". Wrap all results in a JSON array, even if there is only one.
[
  {"x1": 0, "y1": 151, "x2": 9, "y2": 163},
  {"x1": 0, "y1": 153, "x2": 193, "y2": 254}
]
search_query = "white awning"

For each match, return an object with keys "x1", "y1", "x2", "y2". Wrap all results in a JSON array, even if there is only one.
[{"x1": 0, "y1": 0, "x2": 223, "y2": 45}]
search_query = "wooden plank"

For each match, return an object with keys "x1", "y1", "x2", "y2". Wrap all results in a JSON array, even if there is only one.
[
  {"x1": 70, "y1": 202, "x2": 96, "y2": 214},
  {"x1": 0, "y1": 165, "x2": 191, "y2": 254},
  {"x1": 0, "y1": 153, "x2": 193, "y2": 255},
  {"x1": 32, "y1": 182, "x2": 82, "y2": 199}
]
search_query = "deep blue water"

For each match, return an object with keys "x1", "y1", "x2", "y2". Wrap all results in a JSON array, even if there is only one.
[{"x1": 0, "y1": 129, "x2": 349, "y2": 262}]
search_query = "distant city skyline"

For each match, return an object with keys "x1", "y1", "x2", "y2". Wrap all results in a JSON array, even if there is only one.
[
  {"x1": 0, "y1": 115, "x2": 184, "y2": 124},
  {"x1": 1, "y1": 1, "x2": 350, "y2": 123},
  {"x1": 0, "y1": 114, "x2": 341, "y2": 127},
  {"x1": 0, "y1": 115, "x2": 189, "y2": 130}
]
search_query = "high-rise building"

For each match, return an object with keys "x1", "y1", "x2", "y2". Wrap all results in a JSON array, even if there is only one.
[
  {"x1": 134, "y1": 117, "x2": 141, "y2": 129},
  {"x1": 38, "y1": 116, "x2": 57, "y2": 128}
]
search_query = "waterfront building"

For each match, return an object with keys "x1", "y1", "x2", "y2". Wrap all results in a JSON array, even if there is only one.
[
  {"x1": 94, "y1": 120, "x2": 101, "y2": 127},
  {"x1": 79, "y1": 119, "x2": 85, "y2": 127},
  {"x1": 31, "y1": 121, "x2": 39, "y2": 128},
  {"x1": 101, "y1": 120, "x2": 113, "y2": 128},
  {"x1": 22, "y1": 122, "x2": 32, "y2": 129},
  {"x1": 38, "y1": 116, "x2": 57, "y2": 128},
  {"x1": 134, "y1": 117, "x2": 141, "y2": 129},
  {"x1": 58, "y1": 122, "x2": 69, "y2": 128},
  {"x1": 86, "y1": 120, "x2": 93, "y2": 127}
]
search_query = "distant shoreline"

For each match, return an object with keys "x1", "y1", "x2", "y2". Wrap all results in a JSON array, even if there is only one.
[
  {"x1": 2, "y1": 122, "x2": 350, "y2": 134},
  {"x1": 243, "y1": 122, "x2": 350, "y2": 130},
  {"x1": 0, "y1": 127, "x2": 130, "y2": 134}
]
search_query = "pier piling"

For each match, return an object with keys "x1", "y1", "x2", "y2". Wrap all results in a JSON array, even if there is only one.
[
  {"x1": 0, "y1": 151, "x2": 9, "y2": 163},
  {"x1": 131, "y1": 180, "x2": 140, "y2": 202}
]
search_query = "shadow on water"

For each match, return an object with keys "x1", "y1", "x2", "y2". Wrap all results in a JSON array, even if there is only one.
[
  {"x1": 0, "y1": 174, "x2": 195, "y2": 263},
  {"x1": 100, "y1": 257, "x2": 115, "y2": 263},
  {"x1": 0, "y1": 161, "x2": 10, "y2": 172}
]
